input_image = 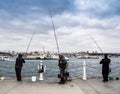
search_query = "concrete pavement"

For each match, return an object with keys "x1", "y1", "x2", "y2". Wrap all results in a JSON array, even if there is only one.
[{"x1": 0, "y1": 77, "x2": 120, "y2": 94}]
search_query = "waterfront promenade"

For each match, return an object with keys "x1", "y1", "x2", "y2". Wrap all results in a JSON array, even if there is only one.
[{"x1": 0, "y1": 77, "x2": 120, "y2": 94}]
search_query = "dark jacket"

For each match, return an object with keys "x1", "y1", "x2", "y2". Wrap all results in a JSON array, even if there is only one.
[
  {"x1": 15, "y1": 56, "x2": 25, "y2": 68},
  {"x1": 100, "y1": 58, "x2": 110, "y2": 74},
  {"x1": 58, "y1": 56, "x2": 67, "y2": 69}
]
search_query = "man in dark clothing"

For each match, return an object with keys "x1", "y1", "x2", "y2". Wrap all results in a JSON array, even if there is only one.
[
  {"x1": 58, "y1": 54, "x2": 67, "y2": 84},
  {"x1": 100, "y1": 54, "x2": 111, "y2": 82},
  {"x1": 15, "y1": 54, "x2": 25, "y2": 81}
]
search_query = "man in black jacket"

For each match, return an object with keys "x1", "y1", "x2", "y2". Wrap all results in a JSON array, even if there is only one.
[
  {"x1": 15, "y1": 54, "x2": 25, "y2": 81},
  {"x1": 58, "y1": 54, "x2": 67, "y2": 84},
  {"x1": 100, "y1": 54, "x2": 111, "y2": 82}
]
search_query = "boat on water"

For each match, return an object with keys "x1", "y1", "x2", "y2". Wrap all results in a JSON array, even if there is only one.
[
  {"x1": 24, "y1": 54, "x2": 69, "y2": 61},
  {"x1": 0, "y1": 56, "x2": 10, "y2": 61},
  {"x1": 24, "y1": 57, "x2": 58, "y2": 60},
  {"x1": 77, "y1": 55, "x2": 99, "y2": 59},
  {"x1": 50, "y1": 55, "x2": 69, "y2": 61}
]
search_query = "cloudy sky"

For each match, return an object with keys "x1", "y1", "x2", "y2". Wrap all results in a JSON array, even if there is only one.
[{"x1": 0, "y1": 0, "x2": 120, "y2": 53}]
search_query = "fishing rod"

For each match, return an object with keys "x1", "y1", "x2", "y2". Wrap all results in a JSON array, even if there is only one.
[
  {"x1": 49, "y1": 8, "x2": 60, "y2": 54},
  {"x1": 25, "y1": 27, "x2": 37, "y2": 55},
  {"x1": 25, "y1": 30, "x2": 35, "y2": 54},
  {"x1": 87, "y1": 33, "x2": 104, "y2": 54}
]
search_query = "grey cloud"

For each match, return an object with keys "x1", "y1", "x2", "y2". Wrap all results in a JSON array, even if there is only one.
[
  {"x1": 0, "y1": 0, "x2": 75, "y2": 16},
  {"x1": 75, "y1": 0, "x2": 120, "y2": 19}
]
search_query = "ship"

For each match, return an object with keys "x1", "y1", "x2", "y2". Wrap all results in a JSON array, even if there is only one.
[{"x1": 77, "y1": 54, "x2": 99, "y2": 59}]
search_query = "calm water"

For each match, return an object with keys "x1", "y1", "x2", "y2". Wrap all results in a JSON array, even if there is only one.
[{"x1": 0, "y1": 57, "x2": 120, "y2": 78}]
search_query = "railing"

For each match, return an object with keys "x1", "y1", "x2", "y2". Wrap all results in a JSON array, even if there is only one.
[{"x1": 0, "y1": 60, "x2": 120, "y2": 79}]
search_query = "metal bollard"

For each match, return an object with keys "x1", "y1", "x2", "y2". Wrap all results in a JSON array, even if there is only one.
[
  {"x1": 82, "y1": 61, "x2": 87, "y2": 80},
  {"x1": 38, "y1": 62, "x2": 46, "y2": 81}
]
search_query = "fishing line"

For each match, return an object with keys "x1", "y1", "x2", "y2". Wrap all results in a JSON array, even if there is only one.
[{"x1": 49, "y1": 8, "x2": 60, "y2": 54}]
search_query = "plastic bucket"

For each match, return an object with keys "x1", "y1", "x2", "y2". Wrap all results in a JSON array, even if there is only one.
[
  {"x1": 32, "y1": 76, "x2": 36, "y2": 82},
  {"x1": 0, "y1": 77, "x2": 5, "y2": 80}
]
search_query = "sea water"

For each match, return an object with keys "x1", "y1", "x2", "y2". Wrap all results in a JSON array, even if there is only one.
[{"x1": 0, "y1": 57, "x2": 120, "y2": 78}]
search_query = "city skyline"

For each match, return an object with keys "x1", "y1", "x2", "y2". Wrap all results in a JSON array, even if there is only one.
[{"x1": 0, "y1": 0, "x2": 120, "y2": 53}]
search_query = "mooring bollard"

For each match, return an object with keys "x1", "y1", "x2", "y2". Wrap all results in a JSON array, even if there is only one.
[
  {"x1": 39, "y1": 73, "x2": 44, "y2": 80},
  {"x1": 82, "y1": 61, "x2": 87, "y2": 80},
  {"x1": 38, "y1": 62, "x2": 46, "y2": 81}
]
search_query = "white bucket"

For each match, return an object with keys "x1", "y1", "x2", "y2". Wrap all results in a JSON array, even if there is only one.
[
  {"x1": 32, "y1": 76, "x2": 36, "y2": 82},
  {"x1": 0, "y1": 77, "x2": 5, "y2": 80}
]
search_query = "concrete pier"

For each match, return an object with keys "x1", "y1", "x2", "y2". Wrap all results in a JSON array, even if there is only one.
[{"x1": 0, "y1": 77, "x2": 120, "y2": 94}]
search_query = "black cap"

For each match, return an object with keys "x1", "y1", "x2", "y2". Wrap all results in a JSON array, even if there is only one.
[{"x1": 18, "y1": 54, "x2": 23, "y2": 57}]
